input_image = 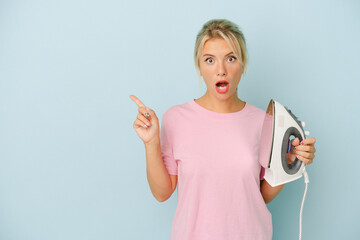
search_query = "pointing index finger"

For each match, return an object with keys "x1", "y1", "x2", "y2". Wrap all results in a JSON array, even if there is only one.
[{"x1": 129, "y1": 95, "x2": 147, "y2": 108}]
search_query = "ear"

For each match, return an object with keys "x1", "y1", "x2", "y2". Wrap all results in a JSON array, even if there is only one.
[
  {"x1": 198, "y1": 66, "x2": 203, "y2": 77},
  {"x1": 240, "y1": 64, "x2": 245, "y2": 75}
]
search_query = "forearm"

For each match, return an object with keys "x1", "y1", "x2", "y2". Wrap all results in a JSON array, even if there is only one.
[
  {"x1": 260, "y1": 157, "x2": 293, "y2": 203},
  {"x1": 144, "y1": 137, "x2": 172, "y2": 202},
  {"x1": 260, "y1": 180, "x2": 286, "y2": 204}
]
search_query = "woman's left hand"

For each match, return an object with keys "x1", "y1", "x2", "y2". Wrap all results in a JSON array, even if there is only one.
[{"x1": 286, "y1": 137, "x2": 316, "y2": 166}]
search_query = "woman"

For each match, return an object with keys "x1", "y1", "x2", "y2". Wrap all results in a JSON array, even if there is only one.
[{"x1": 130, "y1": 19, "x2": 316, "y2": 240}]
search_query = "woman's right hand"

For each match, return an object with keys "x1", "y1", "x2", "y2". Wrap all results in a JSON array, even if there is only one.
[{"x1": 129, "y1": 95, "x2": 160, "y2": 144}]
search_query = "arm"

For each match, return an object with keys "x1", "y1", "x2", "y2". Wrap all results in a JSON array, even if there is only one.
[
  {"x1": 260, "y1": 179, "x2": 286, "y2": 204},
  {"x1": 145, "y1": 137, "x2": 176, "y2": 202},
  {"x1": 260, "y1": 149, "x2": 295, "y2": 203}
]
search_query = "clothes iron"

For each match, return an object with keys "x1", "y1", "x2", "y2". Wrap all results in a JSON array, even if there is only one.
[{"x1": 259, "y1": 99, "x2": 310, "y2": 187}]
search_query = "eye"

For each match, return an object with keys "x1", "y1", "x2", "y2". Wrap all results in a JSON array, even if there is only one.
[
  {"x1": 205, "y1": 58, "x2": 213, "y2": 64},
  {"x1": 228, "y1": 56, "x2": 237, "y2": 62}
]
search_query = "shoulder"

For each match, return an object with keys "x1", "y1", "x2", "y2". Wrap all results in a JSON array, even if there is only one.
[
  {"x1": 160, "y1": 101, "x2": 191, "y2": 135},
  {"x1": 244, "y1": 102, "x2": 268, "y2": 136},
  {"x1": 245, "y1": 102, "x2": 266, "y2": 117},
  {"x1": 162, "y1": 101, "x2": 192, "y2": 120}
]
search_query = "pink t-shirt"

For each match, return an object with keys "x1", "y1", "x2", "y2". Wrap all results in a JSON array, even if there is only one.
[{"x1": 160, "y1": 99, "x2": 272, "y2": 240}]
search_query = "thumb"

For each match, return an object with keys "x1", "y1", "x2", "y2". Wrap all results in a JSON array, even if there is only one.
[
  {"x1": 145, "y1": 107, "x2": 156, "y2": 120},
  {"x1": 145, "y1": 107, "x2": 152, "y2": 116},
  {"x1": 291, "y1": 137, "x2": 300, "y2": 147}
]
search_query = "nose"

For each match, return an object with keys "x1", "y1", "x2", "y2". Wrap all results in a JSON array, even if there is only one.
[{"x1": 217, "y1": 61, "x2": 227, "y2": 76}]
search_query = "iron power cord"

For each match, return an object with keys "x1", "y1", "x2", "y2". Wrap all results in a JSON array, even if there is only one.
[{"x1": 299, "y1": 168, "x2": 309, "y2": 240}]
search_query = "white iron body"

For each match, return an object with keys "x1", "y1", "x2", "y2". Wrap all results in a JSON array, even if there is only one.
[{"x1": 259, "y1": 99, "x2": 310, "y2": 187}]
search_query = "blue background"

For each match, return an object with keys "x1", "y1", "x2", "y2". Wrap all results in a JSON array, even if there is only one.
[{"x1": 1, "y1": 0, "x2": 359, "y2": 239}]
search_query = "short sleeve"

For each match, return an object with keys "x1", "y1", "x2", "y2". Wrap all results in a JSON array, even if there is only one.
[
  {"x1": 160, "y1": 113, "x2": 178, "y2": 175},
  {"x1": 258, "y1": 110, "x2": 272, "y2": 181},
  {"x1": 259, "y1": 166, "x2": 265, "y2": 181}
]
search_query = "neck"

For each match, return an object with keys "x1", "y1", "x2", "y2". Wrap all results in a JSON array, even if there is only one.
[{"x1": 195, "y1": 93, "x2": 245, "y2": 113}]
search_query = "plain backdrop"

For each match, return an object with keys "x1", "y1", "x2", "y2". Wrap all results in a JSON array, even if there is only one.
[{"x1": 0, "y1": 0, "x2": 359, "y2": 239}]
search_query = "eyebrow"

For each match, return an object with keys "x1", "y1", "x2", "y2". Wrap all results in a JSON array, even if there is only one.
[{"x1": 202, "y1": 51, "x2": 234, "y2": 58}]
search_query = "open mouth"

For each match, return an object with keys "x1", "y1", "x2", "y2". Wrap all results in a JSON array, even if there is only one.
[
  {"x1": 215, "y1": 80, "x2": 229, "y2": 93},
  {"x1": 216, "y1": 80, "x2": 229, "y2": 89}
]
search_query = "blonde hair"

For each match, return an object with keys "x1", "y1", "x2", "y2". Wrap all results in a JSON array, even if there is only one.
[{"x1": 194, "y1": 19, "x2": 248, "y2": 89}]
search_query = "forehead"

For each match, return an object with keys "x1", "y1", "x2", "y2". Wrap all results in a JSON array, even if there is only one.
[{"x1": 202, "y1": 38, "x2": 232, "y2": 55}]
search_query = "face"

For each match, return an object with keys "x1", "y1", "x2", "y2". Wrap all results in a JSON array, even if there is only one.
[{"x1": 199, "y1": 37, "x2": 243, "y2": 100}]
